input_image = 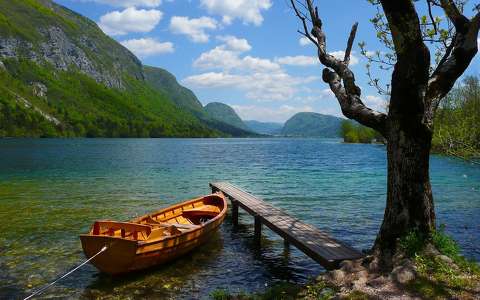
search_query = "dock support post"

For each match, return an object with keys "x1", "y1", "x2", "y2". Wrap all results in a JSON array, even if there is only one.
[
  {"x1": 232, "y1": 200, "x2": 239, "y2": 227},
  {"x1": 254, "y1": 215, "x2": 262, "y2": 244},
  {"x1": 284, "y1": 238, "x2": 290, "y2": 248}
]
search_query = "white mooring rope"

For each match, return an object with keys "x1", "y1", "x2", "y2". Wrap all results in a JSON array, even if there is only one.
[{"x1": 24, "y1": 246, "x2": 108, "y2": 300}]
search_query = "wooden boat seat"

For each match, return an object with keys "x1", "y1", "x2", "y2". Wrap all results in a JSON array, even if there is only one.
[
  {"x1": 92, "y1": 221, "x2": 152, "y2": 241},
  {"x1": 182, "y1": 205, "x2": 221, "y2": 217},
  {"x1": 144, "y1": 216, "x2": 199, "y2": 230}
]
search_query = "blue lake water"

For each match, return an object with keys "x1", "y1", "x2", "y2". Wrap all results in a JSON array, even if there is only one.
[{"x1": 0, "y1": 138, "x2": 479, "y2": 299}]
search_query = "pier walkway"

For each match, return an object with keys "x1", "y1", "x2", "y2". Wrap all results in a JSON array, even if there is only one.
[{"x1": 210, "y1": 181, "x2": 363, "y2": 269}]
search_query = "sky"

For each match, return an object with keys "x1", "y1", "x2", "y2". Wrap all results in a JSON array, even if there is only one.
[{"x1": 53, "y1": 0, "x2": 480, "y2": 123}]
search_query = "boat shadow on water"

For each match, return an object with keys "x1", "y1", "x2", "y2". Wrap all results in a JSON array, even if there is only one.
[
  {"x1": 81, "y1": 230, "x2": 225, "y2": 298},
  {"x1": 80, "y1": 213, "x2": 313, "y2": 299}
]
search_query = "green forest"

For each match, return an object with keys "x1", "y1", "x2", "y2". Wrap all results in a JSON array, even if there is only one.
[
  {"x1": 433, "y1": 76, "x2": 480, "y2": 160},
  {"x1": 0, "y1": 59, "x2": 219, "y2": 138},
  {"x1": 340, "y1": 120, "x2": 383, "y2": 144}
]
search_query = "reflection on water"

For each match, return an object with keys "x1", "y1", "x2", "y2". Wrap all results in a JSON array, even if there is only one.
[{"x1": 0, "y1": 138, "x2": 479, "y2": 299}]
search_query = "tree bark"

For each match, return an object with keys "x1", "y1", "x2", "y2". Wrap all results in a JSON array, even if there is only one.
[{"x1": 375, "y1": 117, "x2": 435, "y2": 253}]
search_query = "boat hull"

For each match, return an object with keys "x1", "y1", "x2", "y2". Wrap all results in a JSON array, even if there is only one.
[{"x1": 80, "y1": 194, "x2": 227, "y2": 275}]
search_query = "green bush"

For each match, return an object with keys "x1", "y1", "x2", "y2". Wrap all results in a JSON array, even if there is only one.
[
  {"x1": 433, "y1": 76, "x2": 480, "y2": 159},
  {"x1": 341, "y1": 120, "x2": 382, "y2": 144}
]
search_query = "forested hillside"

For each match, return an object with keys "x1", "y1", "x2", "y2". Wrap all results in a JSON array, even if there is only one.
[
  {"x1": 0, "y1": 0, "x2": 247, "y2": 137},
  {"x1": 281, "y1": 112, "x2": 343, "y2": 137},
  {"x1": 204, "y1": 102, "x2": 251, "y2": 132}
]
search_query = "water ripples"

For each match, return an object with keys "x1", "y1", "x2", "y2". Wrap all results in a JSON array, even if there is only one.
[{"x1": 0, "y1": 138, "x2": 478, "y2": 299}]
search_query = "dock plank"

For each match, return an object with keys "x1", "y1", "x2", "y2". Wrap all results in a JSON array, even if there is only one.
[{"x1": 210, "y1": 181, "x2": 363, "y2": 269}]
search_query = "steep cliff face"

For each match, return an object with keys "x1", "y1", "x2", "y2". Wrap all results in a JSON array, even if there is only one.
[{"x1": 0, "y1": 0, "x2": 143, "y2": 89}]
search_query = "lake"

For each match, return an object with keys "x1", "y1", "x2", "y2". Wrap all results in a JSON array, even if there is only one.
[{"x1": 0, "y1": 138, "x2": 479, "y2": 299}]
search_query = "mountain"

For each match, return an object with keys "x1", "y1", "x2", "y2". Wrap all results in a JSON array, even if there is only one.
[
  {"x1": 142, "y1": 67, "x2": 256, "y2": 136},
  {"x1": 0, "y1": 0, "x2": 143, "y2": 89},
  {"x1": 0, "y1": 0, "x2": 225, "y2": 137},
  {"x1": 143, "y1": 66, "x2": 204, "y2": 113},
  {"x1": 281, "y1": 112, "x2": 343, "y2": 137},
  {"x1": 245, "y1": 120, "x2": 283, "y2": 135},
  {"x1": 204, "y1": 102, "x2": 250, "y2": 132}
]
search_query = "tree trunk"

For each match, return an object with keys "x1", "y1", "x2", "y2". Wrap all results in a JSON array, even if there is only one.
[{"x1": 374, "y1": 116, "x2": 436, "y2": 254}]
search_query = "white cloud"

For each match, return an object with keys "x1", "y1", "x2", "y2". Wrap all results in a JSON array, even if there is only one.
[
  {"x1": 299, "y1": 36, "x2": 311, "y2": 46},
  {"x1": 364, "y1": 95, "x2": 387, "y2": 111},
  {"x1": 275, "y1": 55, "x2": 318, "y2": 66},
  {"x1": 232, "y1": 104, "x2": 314, "y2": 122},
  {"x1": 185, "y1": 38, "x2": 322, "y2": 101},
  {"x1": 243, "y1": 56, "x2": 281, "y2": 72},
  {"x1": 87, "y1": 0, "x2": 162, "y2": 7},
  {"x1": 193, "y1": 43, "x2": 280, "y2": 73},
  {"x1": 193, "y1": 46, "x2": 241, "y2": 70},
  {"x1": 199, "y1": 0, "x2": 272, "y2": 26},
  {"x1": 184, "y1": 71, "x2": 317, "y2": 101},
  {"x1": 121, "y1": 38, "x2": 174, "y2": 57},
  {"x1": 294, "y1": 88, "x2": 334, "y2": 103},
  {"x1": 169, "y1": 16, "x2": 218, "y2": 43},
  {"x1": 217, "y1": 35, "x2": 252, "y2": 52},
  {"x1": 98, "y1": 7, "x2": 162, "y2": 36}
]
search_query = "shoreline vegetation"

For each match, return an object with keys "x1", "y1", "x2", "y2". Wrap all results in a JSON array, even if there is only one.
[
  {"x1": 209, "y1": 228, "x2": 480, "y2": 300},
  {"x1": 340, "y1": 76, "x2": 480, "y2": 163}
]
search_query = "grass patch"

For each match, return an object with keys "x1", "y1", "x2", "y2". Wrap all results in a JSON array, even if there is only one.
[
  {"x1": 209, "y1": 281, "x2": 372, "y2": 300},
  {"x1": 210, "y1": 283, "x2": 302, "y2": 300},
  {"x1": 399, "y1": 226, "x2": 480, "y2": 299}
]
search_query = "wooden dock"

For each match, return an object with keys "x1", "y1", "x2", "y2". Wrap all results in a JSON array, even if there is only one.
[{"x1": 210, "y1": 182, "x2": 363, "y2": 270}]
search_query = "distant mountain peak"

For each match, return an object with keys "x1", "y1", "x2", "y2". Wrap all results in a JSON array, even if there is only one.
[
  {"x1": 204, "y1": 102, "x2": 250, "y2": 132},
  {"x1": 245, "y1": 120, "x2": 283, "y2": 135},
  {"x1": 281, "y1": 112, "x2": 343, "y2": 137}
]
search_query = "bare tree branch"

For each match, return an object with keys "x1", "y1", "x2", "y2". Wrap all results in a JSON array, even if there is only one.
[
  {"x1": 344, "y1": 23, "x2": 358, "y2": 65},
  {"x1": 440, "y1": 0, "x2": 469, "y2": 28},
  {"x1": 427, "y1": 0, "x2": 439, "y2": 35},
  {"x1": 290, "y1": 0, "x2": 318, "y2": 47},
  {"x1": 426, "y1": 4, "x2": 480, "y2": 120},
  {"x1": 290, "y1": 0, "x2": 387, "y2": 135}
]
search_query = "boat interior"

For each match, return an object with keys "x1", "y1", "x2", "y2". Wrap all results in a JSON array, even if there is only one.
[{"x1": 89, "y1": 194, "x2": 225, "y2": 242}]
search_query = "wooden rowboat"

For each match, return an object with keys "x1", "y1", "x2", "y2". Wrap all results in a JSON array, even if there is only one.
[{"x1": 79, "y1": 193, "x2": 227, "y2": 275}]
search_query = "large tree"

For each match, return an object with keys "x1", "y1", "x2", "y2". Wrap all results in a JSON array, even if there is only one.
[{"x1": 290, "y1": 0, "x2": 480, "y2": 261}]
